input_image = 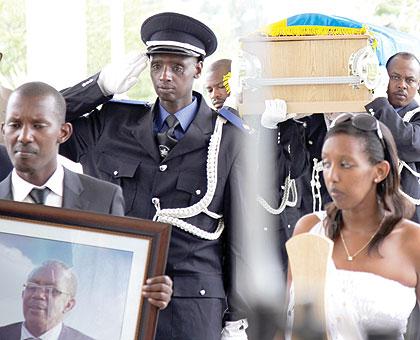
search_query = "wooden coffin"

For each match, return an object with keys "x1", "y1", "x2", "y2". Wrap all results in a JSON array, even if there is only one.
[{"x1": 239, "y1": 35, "x2": 373, "y2": 116}]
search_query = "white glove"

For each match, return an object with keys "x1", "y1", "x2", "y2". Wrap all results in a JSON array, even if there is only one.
[
  {"x1": 372, "y1": 66, "x2": 389, "y2": 99},
  {"x1": 98, "y1": 53, "x2": 148, "y2": 95},
  {"x1": 260, "y1": 99, "x2": 288, "y2": 129},
  {"x1": 221, "y1": 319, "x2": 248, "y2": 340}
]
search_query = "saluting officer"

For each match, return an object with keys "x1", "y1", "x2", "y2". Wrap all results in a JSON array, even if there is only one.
[{"x1": 60, "y1": 12, "x2": 249, "y2": 340}]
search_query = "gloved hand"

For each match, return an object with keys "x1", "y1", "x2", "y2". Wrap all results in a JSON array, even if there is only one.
[
  {"x1": 98, "y1": 53, "x2": 148, "y2": 95},
  {"x1": 221, "y1": 319, "x2": 248, "y2": 340},
  {"x1": 372, "y1": 66, "x2": 389, "y2": 99},
  {"x1": 260, "y1": 99, "x2": 288, "y2": 129}
]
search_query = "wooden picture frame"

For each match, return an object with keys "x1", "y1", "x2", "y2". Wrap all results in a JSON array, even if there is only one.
[{"x1": 0, "y1": 199, "x2": 171, "y2": 340}]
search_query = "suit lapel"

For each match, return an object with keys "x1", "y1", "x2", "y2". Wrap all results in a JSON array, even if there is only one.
[
  {"x1": 0, "y1": 174, "x2": 13, "y2": 200},
  {"x1": 164, "y1": 94, "x2": 215, "y2": 162},
  {"x1": 129, "y1": 102, "x2": 161, "y2": 161},
  {"x1": 62, "y1": 168, "x2": 84, "y2": 211}
]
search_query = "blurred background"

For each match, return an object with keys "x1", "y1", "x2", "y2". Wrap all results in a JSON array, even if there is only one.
[{"x1": 1, "y1": 0, "x2": 419, "y2": 102}]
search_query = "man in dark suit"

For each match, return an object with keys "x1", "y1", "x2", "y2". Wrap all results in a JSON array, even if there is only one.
[
  {"x1": 0, "y1": 81, "x2": 125, "y2": 214},
  {"x1": 0, "y1": 260, "x2": 94, "y2": 340},
  {"x1": 60, "y1": 12, "x2": 249, "y2": 340},
  {"x1": 0, "y1": 81, "x2": 173, "y2": 326}
]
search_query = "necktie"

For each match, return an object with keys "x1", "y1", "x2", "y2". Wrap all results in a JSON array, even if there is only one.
[
  {"x1": 29, "y1": 187, "x2": 50, "y2": 204},
  {"x1": 157, "y1": 115, "x2": 180, "y2": 159}
]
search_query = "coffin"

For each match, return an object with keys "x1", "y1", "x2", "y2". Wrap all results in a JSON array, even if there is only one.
[{"x1": 239, "y1": 34, "x2": 373, "y2": 116}]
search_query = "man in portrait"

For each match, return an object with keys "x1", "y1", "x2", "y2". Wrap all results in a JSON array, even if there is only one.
[{"x1": 0, "y1": 260, "x2": 94, "y2": 340}]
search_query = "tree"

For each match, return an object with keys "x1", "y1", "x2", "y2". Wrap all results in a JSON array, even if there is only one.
[{"x1": 0, "y1": 0, "x2": 26, "y2": 89}]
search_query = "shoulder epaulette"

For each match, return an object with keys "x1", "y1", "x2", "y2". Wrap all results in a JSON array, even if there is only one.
[
  {"x1": 109, "y1": 98, "x2": 151, "y2": 107},
  {"x1": 218, "y1": 107, "x2": 254, "y2": 134}
]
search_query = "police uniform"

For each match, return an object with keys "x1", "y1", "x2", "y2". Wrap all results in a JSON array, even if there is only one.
[
  {"x1": 365, "y1": 97, "x2": 420, "y2": 223},
  {"x1": 258, "y1": 114, "x2": 331, "y2": 269},
  {"x1": 60, "y1": 12, "x2": 247, "y2": 340}
]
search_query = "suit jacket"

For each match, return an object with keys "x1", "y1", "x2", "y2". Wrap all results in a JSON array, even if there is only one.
[
  {"x1": 0, "y1": 144, "x2": 13, "y2": 182},
  {"x1": 0, "y1": 322, "x2": 94, "y2": 340},
  {"x1": 60, "y1": 82, "x2": 248, "y2": 339},
  {"x1": 366, "y1": 98, "x2": 420, "y2": 222},
  {"x1": 0, "y1": 167, "x2": 125, "y2": 216}
]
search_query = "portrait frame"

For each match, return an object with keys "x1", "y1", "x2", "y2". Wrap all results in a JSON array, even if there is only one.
[{"x1": 0, "y1": 199, "x2": 171, "y2": 340}]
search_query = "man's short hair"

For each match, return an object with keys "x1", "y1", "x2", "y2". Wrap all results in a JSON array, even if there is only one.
[
  {"x1": 27, "y1": 260, "x2": 78, "y2": 297},
  {"x1": 385, "y1": 52, "x2": 420, "y2": 72},
  {"x1": 12, "y1": 82, "x2": 66, "y2": 123},
  {"x1": 208, "y1": 59, "x2": 231, "y2": 74}
]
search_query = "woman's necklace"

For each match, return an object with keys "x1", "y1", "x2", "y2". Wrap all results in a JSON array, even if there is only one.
[{"x1": 339, "y1": 221, "x2": 382, "y2": 261}]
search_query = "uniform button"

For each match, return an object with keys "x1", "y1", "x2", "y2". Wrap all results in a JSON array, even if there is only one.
[
  {"x1": 159, "y1": 165, "x2": 167, "y2": 172},
  {"x1": 287, "y1": 224, "x2": 291, "y2": 229},
  {"x1": 113, "y1": 170, "x2": 118, "y2": 176},
  {"x1": 308, "y1": 140, "x2": 313, "y2": 145},
  {"x1": 303, "y1": 123, "x2": 307, "y2": 128},
  {"x1": 199, "y1": 289, "x2": 206, "y2": 296},
  {"x1": 195, "y1": 189, "x2": 201, "y2": 195}
]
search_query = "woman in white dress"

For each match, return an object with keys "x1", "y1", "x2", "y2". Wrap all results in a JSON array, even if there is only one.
[{"x1": 289, "y1": 113, "x2": 419, "y2": 339}]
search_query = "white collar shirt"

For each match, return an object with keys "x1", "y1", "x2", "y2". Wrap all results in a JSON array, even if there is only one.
[
  {"x1": 20, "y1": 321, "x2": 63, "y2": 340},
  {"x1": 11, "y1": 165, "x2": 64, "y2": 208}
]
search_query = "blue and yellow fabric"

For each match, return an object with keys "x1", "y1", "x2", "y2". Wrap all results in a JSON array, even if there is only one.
[{"x1": 259, "y1": 13, "x2": 420, "y2": 66}]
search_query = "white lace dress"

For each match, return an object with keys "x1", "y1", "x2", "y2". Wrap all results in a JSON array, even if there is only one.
[{"x1": 288, "y1": 211, "x2": 417, "y2": 339}]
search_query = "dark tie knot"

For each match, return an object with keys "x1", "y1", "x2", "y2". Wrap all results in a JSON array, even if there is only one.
[
  {"x1": 165, "y1": 114, "x2": 178, "y2": 128},
  {"x1": 157, "y1": 115, "x2": 180, "y2": 159},
  {"x1": 29, "y1": 187, "x2": 50, "y2": 204}
]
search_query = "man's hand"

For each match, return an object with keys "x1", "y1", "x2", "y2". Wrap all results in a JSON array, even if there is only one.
[
  {"x1": 260, "y1": 99, "x2": 288, "y2": 129},
  {"x1": 98, "y1": 53, "x2": 148, "y2": 96},
  {"x1": 142, "y1": 275, "x2": 173, "y2": 310},
  {"x1": 221, "y1": 319, "x2": 248, "y2": 340}
]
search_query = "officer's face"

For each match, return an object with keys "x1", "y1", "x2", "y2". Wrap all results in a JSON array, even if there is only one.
[
  {"x1": 150, "y1": 54, "x2": 203, "y2": 112},
  {"x1": 2, "y1": 93, "x2": 72, "y2": 186},
  {"x1": 22, "y1": 266, "x2": 75, "y2": 336},
  {"x1": 205, "y1": 69, "x2": 230, "y2": 110},
  {"x1": 387, "y1": 56, "x2": 420, "y2": 108}
]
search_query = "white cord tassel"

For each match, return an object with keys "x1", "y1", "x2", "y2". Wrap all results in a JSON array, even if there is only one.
[
  {"x1": 398, "y1": 160, "x2": 420, "y2": 205},
  {"x1": 310, "y1": 158, "x2": 323, "y2": 212},
  {"x1": 257, "y1": 174, "x2": 298, "y2": 215},
  {"x1": 152, "y1": 116, "x2": 226, "y2": 240}
]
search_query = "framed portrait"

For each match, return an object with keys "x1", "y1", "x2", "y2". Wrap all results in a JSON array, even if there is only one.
[{"x1": 0, "y1": 199, "x2": 171, "y2": 340}]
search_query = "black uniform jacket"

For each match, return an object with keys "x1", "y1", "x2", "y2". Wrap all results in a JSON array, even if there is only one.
[
  {"x1": 366, "y1": 97, "x2": 420, "y2": 222},
  {"x1": 0, "y1": 144, "x2": 12, "y2": 182},
  {"x1": 60, "y1": 83, "x2": 248, "y2": 320}
]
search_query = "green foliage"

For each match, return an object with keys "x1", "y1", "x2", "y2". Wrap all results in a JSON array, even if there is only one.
[
  {"x1": 86, "y1": 0, "x2": 111, "y2": 75},
  {"x1": 123, "y1": 0, "x2": 157, "y2": 102},
  {"x1": 374, "y1": 0, "x2": 420, "y2": 33},
  {"x1": 0, "y1": 0, "x2": 26, "y2": 88}
]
